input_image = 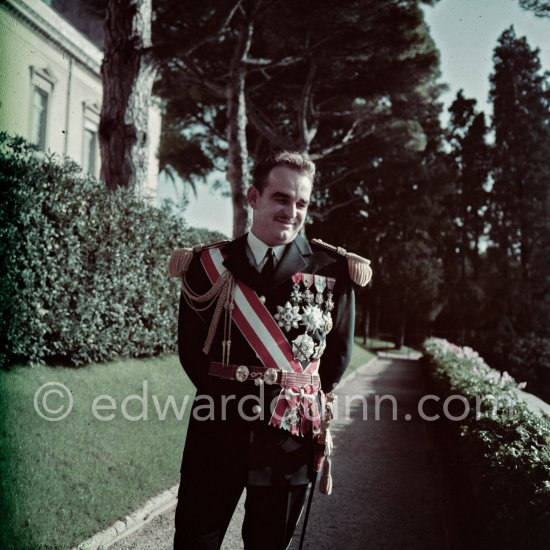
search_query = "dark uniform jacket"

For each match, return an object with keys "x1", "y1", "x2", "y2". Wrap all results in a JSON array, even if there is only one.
[{"x1": 177, "y1": 233, "x2": 355, "y2": 487}]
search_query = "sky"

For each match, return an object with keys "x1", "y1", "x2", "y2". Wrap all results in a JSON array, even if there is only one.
[
  {"x1": 422, "y1": 0, "x2": 550, "y2": 117},
  {"x1": 157, "y1": 0, "x2": 550, "y2": 237}
]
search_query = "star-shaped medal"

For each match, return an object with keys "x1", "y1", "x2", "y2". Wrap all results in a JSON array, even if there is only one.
[
  {"x1": 301, "y1": 305, "x2": 324, "y2": 333},
  {"x1": 274, "y1": 301, "x2": 302, "y2": 332},
  {"x1": 292, "y1": 333, "x2": 315, "y2": 361}
]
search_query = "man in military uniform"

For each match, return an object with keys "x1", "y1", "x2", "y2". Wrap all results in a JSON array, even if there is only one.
[{"x1": 170, "y1": 151, "x2": 370, "y2": 549}]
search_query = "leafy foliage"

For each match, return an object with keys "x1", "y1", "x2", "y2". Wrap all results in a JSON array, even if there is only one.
[
  {"x1": 424, "y1": 338, "x2": 550, "y2": 550},
  {"x1": 430, "y1": 30, "x2": 550, "y2": 398},
  {"x1": 488, "y1": 27, "x2": 550, "y2": 337},
  {"x1": 153, "y1": 0, "x2": 443, "y2": 199},
  {"x1": 518, "y1": 0, "x2": 550, "y2": 17},
  {"x1": 435, "y1": 90, "x2": 490, "y2": 338},
  {"x1": 0, "y1": 132, "x2": 225, "y2": 367}
]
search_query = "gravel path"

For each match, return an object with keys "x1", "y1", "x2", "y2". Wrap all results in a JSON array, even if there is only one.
[{"x1": 110, "y1": 356, "x2": 451, "y2": 550}]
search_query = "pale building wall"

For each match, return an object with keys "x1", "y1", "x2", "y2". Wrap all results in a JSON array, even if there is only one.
[{"x1": 0, "y1": 0, "x2": 160, "y2": 201}]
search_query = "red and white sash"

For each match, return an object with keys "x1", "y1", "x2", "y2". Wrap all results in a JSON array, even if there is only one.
[{"x1": 201, "y1": 247, "x2": 321, "y2": 435}]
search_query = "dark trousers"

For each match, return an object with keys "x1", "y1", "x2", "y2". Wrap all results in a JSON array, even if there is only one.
[{"x1": 173, "y1": 479, "x2": 308, "y2": 550}]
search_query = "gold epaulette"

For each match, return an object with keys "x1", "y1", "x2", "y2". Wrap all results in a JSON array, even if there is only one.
[
  {"x1": 311, "y1": 238, "x2": 373, "y2": 287},
  {"x1": 168, "y1": 240, "x2": 230, "y2": 278}
]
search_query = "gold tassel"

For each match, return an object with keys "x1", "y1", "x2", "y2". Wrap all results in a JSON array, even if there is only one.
[
  {"x1": 169, "y1": 241, "x2": 234, "y2": 359},
  {"x1": 347, "y1": 254, "x2": 373, "y2": 287},
  {"x1": 201, "y1": 273, "x2": 234, "y2": 357},
  {"x1": 168, "y1": 249, "x2": 195, "y2": 278},
  {"x1": 168, "y1": 240, "x2": 231, "y2": 278},
  {"x1": 311, "y1": 238, "x2": 373, "y2": 287}
]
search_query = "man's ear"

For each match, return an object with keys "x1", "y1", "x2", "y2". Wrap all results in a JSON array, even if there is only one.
[{"x1": 247, "y1": 185, "x2": 259, "y2": 209}]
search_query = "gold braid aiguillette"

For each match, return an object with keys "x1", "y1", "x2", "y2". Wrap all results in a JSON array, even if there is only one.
[
  {"x1": 168, "y1": 241, "x2": 233, "y2": 359},
  {"x1": 311, "y1": 238, "x2": 373, "y2": 287}
]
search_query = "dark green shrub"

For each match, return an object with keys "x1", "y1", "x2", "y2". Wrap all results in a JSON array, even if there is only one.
[
  {"x1": 423, "y1": 338, "x2": 550, "y2": 550},
  {"x1": 0, "y1": 132, "x2": 226, "y2": 367}
]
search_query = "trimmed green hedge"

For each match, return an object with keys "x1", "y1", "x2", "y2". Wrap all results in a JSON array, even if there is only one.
[
  {"x1": 423, "y1": 337, "x2": 550, "y2": 550},
  {"x1": 0, "y1": 132, "x2": 225, "y2": 367}
]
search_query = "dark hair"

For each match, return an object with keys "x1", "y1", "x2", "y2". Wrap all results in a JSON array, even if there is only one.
[{"x1": 251, "y1": 151, "x2": 315, "y2": 192}]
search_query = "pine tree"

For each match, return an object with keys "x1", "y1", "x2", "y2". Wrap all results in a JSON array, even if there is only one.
[
  {"x1": 489, "y1": 26, "x2": 550, "y2": 335},
  {"x1": 518, "y1": 0, "x2": 550, "y2": 17},
  {"x1": 439, "y1": 90, "x2": 489, "y2": 340},
  {"x1": 154, "y1": 0, "x2": 442, "y2": 237},
  {"x1": 99, "y1": 0, "x2": 157, "y2": 192}
]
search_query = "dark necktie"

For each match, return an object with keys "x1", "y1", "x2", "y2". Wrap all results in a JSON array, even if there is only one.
[{"x1": 261, "y1": 248, "x2": 276, "y2": 278}]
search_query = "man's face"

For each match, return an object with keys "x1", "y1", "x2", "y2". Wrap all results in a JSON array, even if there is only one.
[{"x1": 247, "y1": 166, "x2": 312, "y2": 246}]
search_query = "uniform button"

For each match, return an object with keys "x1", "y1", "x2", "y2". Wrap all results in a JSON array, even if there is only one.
[
  {"x1": 259, "y1": 295, "x2": 266, "y2": 303},
  {"x1": 252, "y1": 405, "x2": 262, "y2": 414}
]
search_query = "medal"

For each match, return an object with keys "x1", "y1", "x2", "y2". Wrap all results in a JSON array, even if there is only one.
[
  {"x1": 302, "y1": 273, "x2": 315, "y2": 304},
  {"x1": 274, "y1": 301, "x2": 302, "y2": 332},
  {"x1": 319, "y1": 312, "x2": 333, "y2": 335},
  {"x1": 314, "y1": 275, "x2": 326, "y2": 305},
  {"x1": 292, "y1": 333, "x2": 315, "y2": 361},
  {"x1": 290, "y1": 273, "x2": 304, "y2": 304},
  {"x1": 325, "y1": 277, "x2": 336, "y2": 312},
  {"x1": 290, "y1": 285, "x2": 303, "y2": 304},
  {"x1": 301, "y1": 305, "x2": 324, "y2": 333}
]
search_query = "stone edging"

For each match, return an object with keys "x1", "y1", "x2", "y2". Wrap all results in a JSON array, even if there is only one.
[
  {"x1": 339, "y1": 354, "x2": 378, "y2": 387},
  {"x1": 74, "y1": 354, "x2": 381, "y2": 549},
  {"x1": 73, "y1": 485, "x2": 179, "y2": 550}
]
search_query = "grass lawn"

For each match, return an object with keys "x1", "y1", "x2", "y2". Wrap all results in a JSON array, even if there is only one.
[
  {"x1": 347, "y1": 338, "x2": 376, "y2": 374},
  {"x1": 0, "y1": 354, "x2": 194, "y2": 550},
  {"x1": 0, "y1": 342, "x2": 372, "y2": 550},
  {"x1": 359, "y1": 337, "x2": 418, "y2": 357}
]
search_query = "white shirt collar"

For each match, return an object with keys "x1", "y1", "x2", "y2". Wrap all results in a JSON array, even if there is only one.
[{"x1": 247, "y1": 231, "x2": 286, "y2": 268}]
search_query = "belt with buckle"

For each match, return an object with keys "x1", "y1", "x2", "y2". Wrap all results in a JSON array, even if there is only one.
[{"x1": 209, "y1": 362, "x2": 321, "y2": 389}]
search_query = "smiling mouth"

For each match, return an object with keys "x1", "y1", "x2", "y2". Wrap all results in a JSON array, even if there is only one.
[{"x1": 276, "y1": 218, "x2": 295, "y2": 228}]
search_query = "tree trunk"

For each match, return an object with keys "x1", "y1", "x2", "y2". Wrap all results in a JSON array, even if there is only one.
[
  {"x1": 99, "y1": 0, "x2": 156, "y2": 192},
  {"x1": 226, "y1": 23, "x2": 253, "y2": 238}
]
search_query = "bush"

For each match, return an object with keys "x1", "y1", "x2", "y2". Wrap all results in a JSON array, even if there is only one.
[
  {"x1": 423, "y1": 338, "x2": 550, "y2": 550},
  {"x1": 0, "y1": 132, "x2": 226, "y2": 367}
]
